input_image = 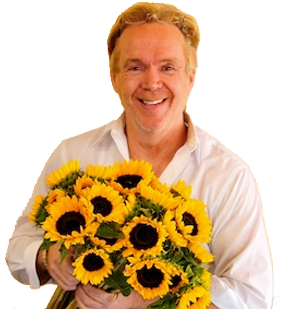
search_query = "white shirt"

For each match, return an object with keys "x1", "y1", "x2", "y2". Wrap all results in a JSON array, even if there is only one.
[{"x1": 6, "y1": 113, "x2": 273, "y2": 308}]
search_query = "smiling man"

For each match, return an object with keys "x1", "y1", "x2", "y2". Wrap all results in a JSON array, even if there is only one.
[
  {"x1": 7, "y1": 3, "x2": 273, "y2": 309},
  {"x1": 110, "y1": 22, "x2": 195, "y2": 177}
]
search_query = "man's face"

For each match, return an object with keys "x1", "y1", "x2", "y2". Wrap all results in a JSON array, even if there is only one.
[{"x1": 111, "y1": 22, "x2": 195, "y2": 134}]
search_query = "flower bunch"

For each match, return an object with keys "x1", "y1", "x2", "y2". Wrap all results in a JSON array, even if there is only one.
[{"x1": 29, "y1": 159, "x2": 214, "y2": 309}]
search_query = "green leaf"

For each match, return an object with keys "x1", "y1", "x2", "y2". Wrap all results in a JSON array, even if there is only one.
[
  {"x1": 171, "y1": 249, "x2": 184, "y2": 263},
  {"x1": 185, "y1": 264, "x2": 194, "y2": 278},
  {"x1": 96, "y1": 222, "x2": 124, "y2": 239},
  {"x1": 40, "y1": 238, "x2": 56, "y2": 251},
  {"x1": 53, "y1": 171, "x2": 81, "y2": 190},
  {"x1": 148, "y1": 293, "x2": 177, "y2": 309},
  {"x1": 35, "y1": 199, "x2": 48, "y2": 225},
  {"x1": 104, "y1": 270, "x2": 133, "y2": 296}
]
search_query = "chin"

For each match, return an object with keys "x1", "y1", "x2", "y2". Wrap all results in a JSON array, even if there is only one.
[{"x1": 138, "y1": 121, "x2": 166, "y2": 133}]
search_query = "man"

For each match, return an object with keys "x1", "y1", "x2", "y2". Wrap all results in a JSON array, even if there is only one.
[{"x1": 7, "y1": 3, "x2": 273, "y2": 308}]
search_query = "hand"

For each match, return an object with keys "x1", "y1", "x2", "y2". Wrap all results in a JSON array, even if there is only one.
[
  {"x1": 47, "y1": 243, "x2": 79, "y2": 291},
  {"x1": 75, "y1": 284, "x2": 157, "y2": 309}
]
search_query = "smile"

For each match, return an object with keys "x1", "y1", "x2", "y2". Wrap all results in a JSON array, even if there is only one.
[{"x1": 139, "y1": 98, "x2": 166, "y2": 105}]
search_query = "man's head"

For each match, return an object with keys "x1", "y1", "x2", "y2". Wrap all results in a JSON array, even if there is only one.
[
  {"x1": 108, "y1": 2, "x2": 200, "y2": 74},
  {"x1": 108, "y1": 3, "x2": 200, "y2": 135}
]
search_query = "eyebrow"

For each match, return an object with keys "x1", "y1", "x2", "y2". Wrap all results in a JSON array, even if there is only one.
[
  {"x1": 123, "y1": 59, "x2": 143, "y2": 68},
  {"x1": 123, "y1": 58, "x2": 180, "y2": 68}
]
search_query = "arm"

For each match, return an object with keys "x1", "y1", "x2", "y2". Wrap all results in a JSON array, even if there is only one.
[
  {"x1": 36, "y1": 249, "x2": 51, "y2": 285},
  {"x1": 6, "y1": 142, "x2": 66, "y2": 288},
  {"x1": 209, "y1": 167, "x2": 273, "y2": 308}
]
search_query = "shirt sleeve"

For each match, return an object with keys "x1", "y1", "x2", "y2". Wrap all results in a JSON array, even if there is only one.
[
  {"x1": 6, "y1": 141, "x2": 67, "y2": 289},
  {"x1": 209, "y1": 166, "x2": 273, "y2": 308}
]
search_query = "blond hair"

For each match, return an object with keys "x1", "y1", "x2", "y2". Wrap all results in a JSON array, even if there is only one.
[{"x1": 108, "y1": 2, "x2": 200, "y2": 72}]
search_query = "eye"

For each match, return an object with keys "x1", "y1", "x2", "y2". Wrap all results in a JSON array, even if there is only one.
[
  {"x1": 163, "y1": 65, "x2": 175, "y2": 71},
  {"x1": 128, "y1": 66, "x2": 141, "y2": 71}
]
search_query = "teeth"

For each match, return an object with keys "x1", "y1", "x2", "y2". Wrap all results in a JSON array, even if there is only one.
[{"x1": 141, "y1": 99, "x2": 165, "y2": 105}]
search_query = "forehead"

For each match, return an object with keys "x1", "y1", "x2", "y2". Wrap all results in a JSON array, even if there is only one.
[{"x1": 116, "y1": 22, "x2": 187, "y2": 63}]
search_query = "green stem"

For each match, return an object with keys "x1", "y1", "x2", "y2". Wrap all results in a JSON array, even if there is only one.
[
  {"x1": 65, "y1": 298, "x2": 78, "y2": 309},
  {"x1": 114, "y1": 256, "x2": 127, "y2": 272},
  {"x1": 45, "y1": 286, "x2": 64, "y2": 309},
  {"x1": 56, "y1": 290, "x2": 74, "y2": 309},
  {"x1": 45, "y1": 286, "x2": 74, "y2": 309}
]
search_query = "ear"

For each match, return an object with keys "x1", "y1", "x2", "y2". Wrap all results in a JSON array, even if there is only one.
[{"x1": 189, "y1": 68, "x2": 196, "y2": 87}]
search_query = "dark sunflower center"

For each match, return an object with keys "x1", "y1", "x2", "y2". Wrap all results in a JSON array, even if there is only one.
[
  {"x1": 170, "y1": 275, "x2": 181, "y2": 288},
  {"x1": 56, "y1": 211, "x2": 86, "y2": 235},
  {"x1": 116, "y1": 174, "x2": 142, "y2": 189},
  {"x1": 82, "y1": 253, "x2": 105, "y2": 272},
  {"x1": 183, "y1": 212, "x2": 198, "y2": 236},
  {"x1": 91, "y1": 196, "x2": 112, "y2": 216},
  {"x1": 137, "y1": 265, "x2": 164, "y2": 288},
  {"x1": 130, "y1": 223, "x2": 158, "y2": 250}
]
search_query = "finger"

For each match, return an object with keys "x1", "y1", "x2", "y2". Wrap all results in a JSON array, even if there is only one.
[
  {"x1": 75, "y1": 285, "x2": 100, "y2": 309},
  {"x1": 60, "y1": 247, "x2": 80, "y2": 280},
  {"x1": 81, "y1": 284, "x2": 106, "y2": 301},
  {"x1": 49, "y1": 266, "x2": 77, "y2": 291},
  {"x1": 47, "y1": 244, "x2": 79, "y2": 290},
  {"x1": 60, "y1": 259, "x2": 79, "y2": 283},
  {"x1": 47, "y1": 255, "x2": 78, "y2": 291}
]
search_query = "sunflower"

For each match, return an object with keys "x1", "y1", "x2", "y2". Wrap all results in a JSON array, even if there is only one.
[
  {"x1": 139, "y1": 183, "x2": 180, "y2": 211},
  {"x1": 86, "y1": 164, "x2": 115, "y2": 181},
  {"x1": 170, "y1": 180, "x2": 192, "y2": 201},
  {"x1": 46, "y1": 189, "x2": 66, "y2": 213},
  {"x1": 201, "y1": 269, "x2": 212, "y2": 291},
  {"x1": 74, "y1": 175, "x2": 94, "y2": 197},
  {"x1": 81, "y1": 182, "x2": 127, "y2": 224},
  {"x1": 177, "y1": 286, "x2": 211, "y2": 309},
  {"x1": 72, "y1": 248, "x2": 114, "y2": 285},
  {"x1": 163, "y1": 210, "x2": 188, "y2": 247},
  {"x1": 150, "y1": 175, "x2": 171, "y2": 195},
  {"x1": 90, "y1": 235, "x2": 125, "y2": 253},
  {"x1": 175, "y1": 200, "x2": 212, "y2": 244},
  {"x1": 46, "y1": 189, "x2": 66, "y2": 204},
  {"x1": 188, "y1": 242, "x2": 214, "y2": 263},
  {"x1": 42, "y1": 195, "x2": 94, "y2": 249},
  {"x1": 29, "y1": 195, "x2": 44, "y2": 224},
  {"x1": 122, "y1": 215, "x2": 167, "y2": 258},
  {"x1": 124, "y1": 194, "x2": 137, "y2": 214},
  {"x1": 125, "y1": 258, "x2": 171, "y2": 299},
  {"x1": 167, "y1": 264, "x2": 189, "y2": 293},
  {"x1": 109, "y1": 159, "x2": 154, "y2": 195},
  {"x1": 46, "y1": 160, "x2": 80, "y2": 188}
]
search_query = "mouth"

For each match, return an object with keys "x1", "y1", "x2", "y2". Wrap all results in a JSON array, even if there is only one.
[{"x1": 138, "y1": 98, "x2": 167, "y2": 106}]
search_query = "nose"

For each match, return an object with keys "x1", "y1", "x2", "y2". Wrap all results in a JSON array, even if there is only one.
[{"x1": 141, "y1": 67, "x2": 162, "y2": 91}]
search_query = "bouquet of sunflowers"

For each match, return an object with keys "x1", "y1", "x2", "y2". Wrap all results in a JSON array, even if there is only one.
[{"x1": 29, "y1": 159, "x2": 214, "y2": 309}]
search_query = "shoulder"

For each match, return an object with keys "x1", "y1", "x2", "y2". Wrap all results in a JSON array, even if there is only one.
[
  {"x1": 195, "y1": 126, "x2": 248, "y2": 173},
  {"x1": 62, "y1": 119, "x2": 116, "y2": 149},
  {"x1": 193, "y1": 126, "x2": 256, "y2": 199},
  {"x1": 194, "y1": 127, "x2": 260, "y2": 218},
  {"x1": 45, "y1": 119, "x2": 117, "y2": 170}
]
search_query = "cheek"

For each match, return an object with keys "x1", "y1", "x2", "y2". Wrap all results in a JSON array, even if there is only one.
[
  {"x1": 177, "y1": 76, "x2": 194, "y2": 100},
  {"x1": 118, "y1": 77, "x2": 140, "y2": 100}
]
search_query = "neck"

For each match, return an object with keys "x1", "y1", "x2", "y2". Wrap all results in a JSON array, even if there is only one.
[{"x1": 125, "y1": 122, "x2": 187, "y2": 177}]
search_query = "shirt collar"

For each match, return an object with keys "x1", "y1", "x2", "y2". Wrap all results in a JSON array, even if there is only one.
[
  {"x1": 88, "y1": 114, "x2": 125, "y2": 147},
  {"x1": 184, "y1": 112, "x2": 200, "y2": 165},
  {"x1": 90, "y1": 112, "x2": 200, "y2": 165}
]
